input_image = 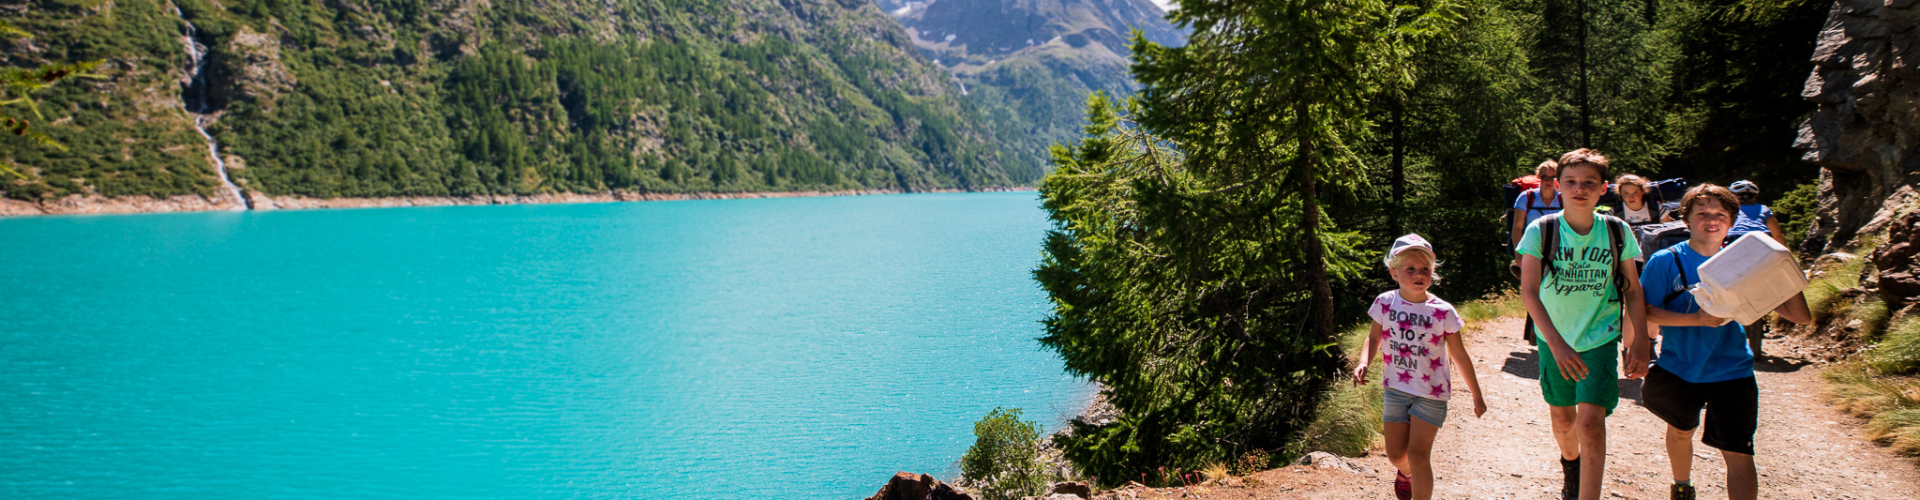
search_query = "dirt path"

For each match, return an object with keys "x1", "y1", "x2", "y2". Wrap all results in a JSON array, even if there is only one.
[{"x1": 1094, "y1": 316, "x2": 1920, "y2": 500}]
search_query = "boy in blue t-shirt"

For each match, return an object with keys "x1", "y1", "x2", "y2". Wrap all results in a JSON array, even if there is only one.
[{"x1": 1640, "y1": 184, "x2": 1812, "y2": 500}]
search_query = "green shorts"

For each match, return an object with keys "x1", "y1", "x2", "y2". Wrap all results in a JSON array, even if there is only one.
[{"x1": 1536, "y1": 336, "x2": 1620, "y2": 414}]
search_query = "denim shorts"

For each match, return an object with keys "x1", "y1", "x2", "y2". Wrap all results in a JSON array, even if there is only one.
[{"x1": 1383, "y1": 387, "x2": 1449, "y2": 427}]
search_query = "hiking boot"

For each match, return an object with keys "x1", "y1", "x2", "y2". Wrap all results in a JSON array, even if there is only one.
[
  {"x1": 1393, "y1": 471, "x2": 1412, "y2": 500},
  {"x1": 1560, "y1": 457, "x2": 1580, "y2": 500},
  {"x1": 1670, "y1": 482, "x2": 1696, "y2": 500}
]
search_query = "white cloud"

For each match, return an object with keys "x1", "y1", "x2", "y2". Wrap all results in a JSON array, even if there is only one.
[{"x1": 1146, "y1": 0, "x2": 1178, "y2": 12}]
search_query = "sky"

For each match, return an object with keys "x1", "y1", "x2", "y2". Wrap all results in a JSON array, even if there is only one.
[{"x1": 1148, "y1": 0, "x2": 1177, "y2": 12}]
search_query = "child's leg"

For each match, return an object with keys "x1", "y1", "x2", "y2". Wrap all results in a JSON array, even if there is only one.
[
  {"x1": 1384, "y1": 422, "x2": 1411, "y2": 472},
  {"x1": 1665, "y1": 425, "x2": 1695, "y2": 483},
  {"x1": 1575, "y1": 402, "x2": 1609, "y2": 500},
  {"x1": 1406, "y1": 417, "x2": 1441, "y2": 500},
  {"x1": 1721, "y1": 450, "x2": 1757, "y2": 500},
  {"x1": 1548, "y1": 404, "x2": 1580, "y2": 460}
]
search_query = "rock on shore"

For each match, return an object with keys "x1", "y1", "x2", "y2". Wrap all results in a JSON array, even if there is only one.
[{"x1": 865, "y1": 472, "x2": 976, "y2": 500}]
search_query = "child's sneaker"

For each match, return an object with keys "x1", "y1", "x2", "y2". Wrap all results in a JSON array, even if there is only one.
[
  {"x1": 1394, "y1": 471, "x2": 1412, "y2": 500},
  {"x1": 1670, "y1": 482, "x2": 1695, "y2": 500},
  {"x1": 1559, "y1": 457, "x2": 1580, "y2": 500}
]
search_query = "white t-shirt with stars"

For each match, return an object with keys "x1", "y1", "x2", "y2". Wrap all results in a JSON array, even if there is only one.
[{"x1": 1368, "y1": 291, "x2": 1466, "y2": 401}]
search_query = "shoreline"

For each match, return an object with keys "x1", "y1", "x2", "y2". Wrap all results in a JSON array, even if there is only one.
[{"x1": 0, "y1": 186, "x2": 1036, "y2": 217}]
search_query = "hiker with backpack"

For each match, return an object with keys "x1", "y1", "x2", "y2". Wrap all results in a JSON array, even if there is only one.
[
  {"x1": 1725, "y1": 180, "x2": 1784, "y2": 245},
  {"x1": 1611, "y1": 174, "x2": 1658, "y2": 227},
  {"x1": 1510, "y1": 160, "x2": 1565, "y2": 344},
  {"x1": 1510, "y1": 160, "x2": 1564, "y2": 261},
  {"x1": 1515, "y1": 149, "x2": 1650, "y2": 500},
  {"x1": 1639, "y1": 184, "x2": 1812, "y2": 500}
]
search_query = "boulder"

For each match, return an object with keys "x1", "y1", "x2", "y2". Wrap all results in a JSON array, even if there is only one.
[
  {"x1": 1047, "y1": 481, "x2": 1093, "y2": 498},
  {"x1": 866, "y1": 471, "x2": 975, "y2": 500},
  {"x1": 1872, "y1": 210, "x2": 1920, "y2": 300},
  {"x1": 1292, "y1": 451, "x2": 1370, "y2": 474}
]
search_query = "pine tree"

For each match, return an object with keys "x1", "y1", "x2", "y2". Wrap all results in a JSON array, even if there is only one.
[{"x1": 1038, "y1": 0, "x2": 1396, "y2": 479}]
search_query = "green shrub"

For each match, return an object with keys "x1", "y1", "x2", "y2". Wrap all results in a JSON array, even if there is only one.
[
  {"x1": 1291, "y1": 322, "x2": 1384, "y2": 459},
  {"x1": 960, "y1": 407, "x2": 1047, "y2": 500},
  {"x1": 1774, "y1": 180, "x2": 1819, "y2": 250},
  {"x1": 1868, "y1": 316, "x2": 1920, "y2": 375},
  {"x1": 1230, "y1": 449, "x2": 1271, "y2": 476},
  {"x1": 1865, "y1": 407, "x2": 1920, "y2": 455},
  {"x1": 1805, "y1": 256, "x2": 1865, "y2": 322},
  {"x1": 1270, "y1": 321, "x2": 1379, "y2": 462},
  {"x1": 1459, "y1": 289, "x2": 1526, "y2": 322},
  {"x1": 1826, "y1": 362, "x2": 1920, "y2": 456}
]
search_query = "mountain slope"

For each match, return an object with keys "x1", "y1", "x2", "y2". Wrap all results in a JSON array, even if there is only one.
[
  {"x1": 0, "y1": 0, "x2": 1026, "y2": 205},
  {"x1": 885, "y1": 0, "x2": 1183, "y2": 173}
]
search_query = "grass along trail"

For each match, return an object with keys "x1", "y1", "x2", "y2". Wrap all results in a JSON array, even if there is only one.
[{"x1": 1092, "y1": 315, "x2": 1919, "y2": 500}]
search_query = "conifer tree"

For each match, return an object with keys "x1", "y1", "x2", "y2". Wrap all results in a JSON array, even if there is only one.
[{"x1": 1037, "y1": 0, "x2": 1401, "y2": 481}]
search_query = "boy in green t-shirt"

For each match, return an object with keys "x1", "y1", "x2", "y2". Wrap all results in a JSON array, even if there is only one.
[{"x1": 1516, "y1": 148, "x2": 1650, "y2": 500}]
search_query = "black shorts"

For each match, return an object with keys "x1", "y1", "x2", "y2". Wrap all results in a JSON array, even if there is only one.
[{"x1": 1642, "y1": 364, "x2": 1758, "y2": 455}]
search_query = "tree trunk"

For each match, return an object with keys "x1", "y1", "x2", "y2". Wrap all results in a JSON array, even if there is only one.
[
  {"x1": 1577, "y1": 0, "x2": 1592, "y2": 147},
  {"x1": 1297, "y1": 100, "x2": 1334, "y2": 341},
  {"x1": 1391, "y1": 96, "x2": 1405, "y2": 235}
]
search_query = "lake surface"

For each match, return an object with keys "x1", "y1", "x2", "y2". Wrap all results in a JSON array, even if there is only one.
[{"x1": 0, "y1": 192, "x2": 1091, "y2": 499}]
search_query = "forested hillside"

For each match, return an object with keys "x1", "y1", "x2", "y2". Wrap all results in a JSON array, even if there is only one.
[{"x1": 0, "y1": 0, "x2": 1026, "y2": 203}]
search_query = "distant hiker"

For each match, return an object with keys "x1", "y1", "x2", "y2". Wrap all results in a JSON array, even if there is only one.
[
  {"x1": 1511, "y1": 160, "x2": 1564, "y2": 260},
  {"x1": 1354, "y1": 234, "x2": 1488, "y2": 500},
  {"x1": 1611, "y1": 174, "x2": 1658, "y2": 227},
  {"x1": 1639, "y1": 184, "x2": 1812, "y2": 500},
  {"x1": 1516, "y1": 149, "x2": 1649, "y2": 500},
  {"x1": 1724, "y1": 180, "x2": 1784, "y2": 245},
  {"x1": 1512, "y1": 160, "x2": 1564, "y2": 344}
]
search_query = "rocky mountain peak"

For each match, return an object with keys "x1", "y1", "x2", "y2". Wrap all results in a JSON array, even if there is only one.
[{"x1": 887, "y1": 0, "x2": 1184, "y2": 66}]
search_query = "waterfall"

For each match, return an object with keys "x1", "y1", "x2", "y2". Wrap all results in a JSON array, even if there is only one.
[{"x1": 168, "y1": 2, "x2": 249, "y2": 210}]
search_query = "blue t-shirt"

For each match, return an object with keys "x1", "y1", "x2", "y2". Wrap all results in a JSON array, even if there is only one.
[
  {"x1": 1727, "y1": 204, "x2": 1773, "y2": 240},
  {"x1": 1640, "y1": 243, "x2": 1753, "y2": 383},
  {"x1": 1513, "y1": 189, "x2": 1563, "y2": 227}
]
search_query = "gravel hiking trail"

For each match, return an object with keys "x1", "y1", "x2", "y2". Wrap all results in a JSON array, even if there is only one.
[{"x1": 1092, "y1": 316, "x2": 1920, "y2": 500}]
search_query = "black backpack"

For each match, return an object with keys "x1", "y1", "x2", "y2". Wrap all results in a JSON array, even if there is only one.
[
  {"x1": 1634, "y1": 221, "x2": 1690, "y2": 263},
  {"x1": 1538, "y1": 213, "x2": 1630, "y2": 304},
  {"x1": 1648, "y1": 178, "x2": 1689, "y2": 204}
]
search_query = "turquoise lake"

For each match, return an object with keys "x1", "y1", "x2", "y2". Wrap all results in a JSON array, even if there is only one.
[{"x1": 0, "y1": 192, "x2": 1092, "y2": 499}]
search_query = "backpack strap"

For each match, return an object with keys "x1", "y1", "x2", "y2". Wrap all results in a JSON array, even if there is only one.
[
  {"x1": 1605, "y1": 215, "x2": 1626, "y2": 304},
  {"x1": 1539, "y1": 214, "x2": 1561, "y2": 279},
  {"x1": 1660, "y1": 249, "x2": 1696, "y2": 309}
]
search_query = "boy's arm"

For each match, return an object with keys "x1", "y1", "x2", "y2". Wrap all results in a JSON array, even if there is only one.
[
  {"x1": 1354, "y1": 321, "x2": 1385, "y2": 386},
  {"x1": 1621, "y1": 254, "x2": 1651, "y2": 379},
  {"x1": 1445, "y1": 333, "x2": 1487, "y2": 417},
  {"x1": 1767, "y1": 217, "x2": 1795, "y2": 260},
  {"x1": 1647, "y1": 306, "x2": 1727, "y2": 327},
  {"x1": 1774, "y1": 291, "x2": 1813, "y2": 324},
  {"x1": 1510, "y1": 208, "x2": 1527, "y2": 257},
  {"x1": 1522, "y1": 253, "x2": 1588, "y2": 380}
]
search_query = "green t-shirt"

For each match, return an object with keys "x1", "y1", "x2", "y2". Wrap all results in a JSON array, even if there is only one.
[{"x1": 1517, "y1": 213, "x2": 1641, "y2": 352}]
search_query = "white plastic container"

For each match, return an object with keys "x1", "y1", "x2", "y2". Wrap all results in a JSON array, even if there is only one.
[{"x1": 1689, "y1": 232, "x2": 1809, "y2": 325}]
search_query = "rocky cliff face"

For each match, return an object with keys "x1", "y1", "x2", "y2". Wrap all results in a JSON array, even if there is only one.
[
  {"x1": 1787, "y1": 0, "x2": 1919, "y2": 350},
  {"x1": 886, "y1": 0, "x2": 1185, "y2": 178},
  {"x1": 1795, "y1": 0, "x2": 1919, "y2": 258}
]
